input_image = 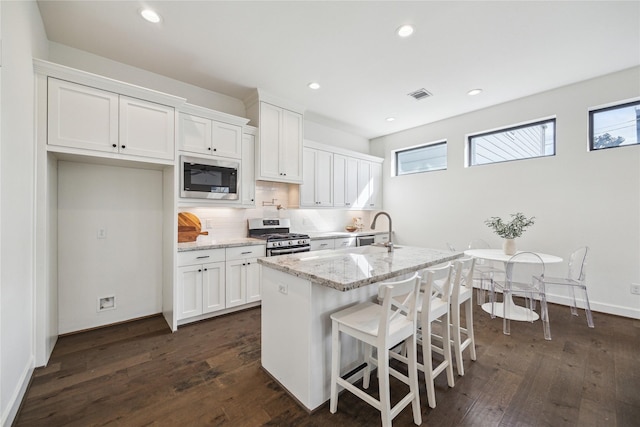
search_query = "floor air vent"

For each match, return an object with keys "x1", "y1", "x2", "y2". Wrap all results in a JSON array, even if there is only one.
[{"x1": 408, "y1": 88, "x2": 433, "y2": 100}]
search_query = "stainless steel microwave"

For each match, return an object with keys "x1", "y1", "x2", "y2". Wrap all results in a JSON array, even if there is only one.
[{"x1": 180, "y1": 155, "x2": 240, "y2": 200}]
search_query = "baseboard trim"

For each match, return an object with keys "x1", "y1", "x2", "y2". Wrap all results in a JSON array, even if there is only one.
[{"x1": 2, "y1": 355, "x2": 34, "y2": 427}]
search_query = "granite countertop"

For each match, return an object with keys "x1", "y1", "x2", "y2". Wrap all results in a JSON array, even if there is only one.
[
  {"x1": 258, "y1": 245, "x2": 463, "y2": 291},
  {"x1": 178, "y1": 237, "x2": 265, "y2": 252},
  {"x1": 305, "y1": 230, "x2": 389, "y2": 240}
]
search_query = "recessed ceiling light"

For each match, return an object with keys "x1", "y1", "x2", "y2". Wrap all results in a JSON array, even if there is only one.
[
  {"x1": 386, "y1": 117, "x2": 396, "y2": 122},
  {"x1": 308, "y1": 82, "x2": 320, "y2": 90},
  {"x1": 396, "y1": 25, "x2": 414, "y2": 38},
  {"x1": 140, "y1": 9, "x2": 161, "y2": 23},
  {"x1": 467, "y1": 88, "x2": 483, "y2": 96}
]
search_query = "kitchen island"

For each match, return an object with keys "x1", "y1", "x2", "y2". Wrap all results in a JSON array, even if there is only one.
[{"x1": 258, "y1": 245, "x2": 462, "y2": 411}]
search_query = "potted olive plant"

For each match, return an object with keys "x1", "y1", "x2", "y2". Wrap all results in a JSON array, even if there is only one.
[{"x1": 485, "y1": 212, "x2": 535, "y2": 255}]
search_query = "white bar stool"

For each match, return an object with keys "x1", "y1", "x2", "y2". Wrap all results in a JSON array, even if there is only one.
[
  {"x1": 450, "y1": 257, "x2": 477, "y2": 376},
  {"x1": 329, "y1": 273, "x2": 422, "y2": 427}
]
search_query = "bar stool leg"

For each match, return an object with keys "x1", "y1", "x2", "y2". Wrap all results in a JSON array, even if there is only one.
[{"x1": 329, "y1": 320, "x2": 340, "y2": 414}]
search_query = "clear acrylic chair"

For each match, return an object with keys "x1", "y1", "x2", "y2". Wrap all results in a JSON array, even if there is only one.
[
  {"x1": 537, "y1": 246, "x2": 593, "y2": 328},
  {"x1": 449, "y1": 257, "x2": 477, "y2": 376},
  {"x1": 330, "y1": 273, "x2": 422, "y2": 427},
  {"x1": 467, "y1": 239, "x2": 504, "y2": 305},
  {"x1": 493, "y1": 252, "x2": 551, "y2": 340},
  {"x1": 384, "y1": 264, "x2": 455, "y2": 409}
]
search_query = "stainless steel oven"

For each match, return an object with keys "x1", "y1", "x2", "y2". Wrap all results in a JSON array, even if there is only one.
[{"x1": 248, "y1": 218, "x2": 311, "y2": 256}]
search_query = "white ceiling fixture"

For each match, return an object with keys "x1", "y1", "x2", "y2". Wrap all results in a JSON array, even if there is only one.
[
  {"x1": 308, "y1": 82, "x2": 320, "y2": 90},
  {"x1": 467, "y1": 89, "x2": 483, "y2": 96},
  {"x1": 386, "y1": 117, "x2": 396, "y2": 122},
  {"x1": 396, "y1": 24, "x2": 414, "y2": 37},
  {"x1": 140, "y1": 8, "x2": 161, "y2": 23}
]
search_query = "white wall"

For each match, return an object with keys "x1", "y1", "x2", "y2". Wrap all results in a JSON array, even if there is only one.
[
  {"x1": 57, "y1": 161, "x2": 164, "y2": 334},
  {"x1": 304, "y1": 117, "x2": 370, "y2": 154},
  {"x1": 46, "y1": 42, "x2": 246, "y2": 117},
  {"x1": 0, "y1": 1, "x2": 49, "y2": 425},
  {"x1": 371, "y1": 67, "x2": 640, "y2": 319}
]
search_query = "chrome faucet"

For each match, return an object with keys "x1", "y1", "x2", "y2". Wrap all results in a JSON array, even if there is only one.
[{"x1": 370, "y1": 211, "x2": 393, "y2": 252}]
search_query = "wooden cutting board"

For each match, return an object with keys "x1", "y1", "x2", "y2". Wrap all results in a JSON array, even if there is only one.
[{"x1": 178, "y1": 212, "x2": 209, "y2": 243}]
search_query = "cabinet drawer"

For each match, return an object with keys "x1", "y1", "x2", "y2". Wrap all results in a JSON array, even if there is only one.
[
  {"x1": 178, "y1": 248, "x2": 225, "y2": 266},
  {"x1": 335, "y1": 237, "x2": 356, "y2": 248},
  {"x1": 226, "y1": 245, "x2": 266, "y2": 261},
  {"x1": 310, "y1": 239, "x2": 335, "y2": 251}
]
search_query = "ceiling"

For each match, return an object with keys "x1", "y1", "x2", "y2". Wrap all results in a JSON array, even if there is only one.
[{"x1": 36, "y1": 1, "x2": 640, "y2": 139}]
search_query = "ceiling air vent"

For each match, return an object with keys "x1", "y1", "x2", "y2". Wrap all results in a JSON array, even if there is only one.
[{"x1": 408, "y1": 88, "x2": 432, "y2": 101}]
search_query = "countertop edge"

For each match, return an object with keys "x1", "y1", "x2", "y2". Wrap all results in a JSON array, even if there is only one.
[
  {"x1": 258, "y1": 250, "x2": 463, "y2": 291},
  {"x1": 178, "y1": 238, "x2": 265, "y2": 252}
]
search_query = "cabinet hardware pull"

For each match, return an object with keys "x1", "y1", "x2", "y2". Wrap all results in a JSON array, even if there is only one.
[
  {"x1": 213, "y1": 148, "x2": 217, "y2": 151},
  {"x1": 112, "y1": 144, "x2": 117, "y2": 148},
  {"x1": 198, "y1": 269, "x2": 202, "y2": 272},
  {"x1": 204, "y1": 268, "x2": 208, "y2": 271},
  {"x1": 208, "y1": 147, "x2": 211, "y2": 150},
  {"x1": 121, "y1": 145, "x2": 126, "y2": 149},
  {"x1": 196, "y1": 255, "x2": 210, "y2": 259},
  {"x1": 241, "y1": 251, "x2": 252, "y2": 254}
]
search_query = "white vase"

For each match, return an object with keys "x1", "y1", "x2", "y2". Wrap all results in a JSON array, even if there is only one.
[{"x1": 503, "y1": 238, "x2": 516, "y2": 255}]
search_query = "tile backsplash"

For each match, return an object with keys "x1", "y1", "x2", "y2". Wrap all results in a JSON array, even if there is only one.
[{"x1": 181, "y1": 181, "x2": 374, "y2": 241}]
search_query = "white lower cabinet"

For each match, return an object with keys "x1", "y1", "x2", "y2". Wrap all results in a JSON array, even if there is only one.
[
  {"x1": 177, "y1": 244, "x2": 265, "y2": 323},
  {"x1": 176, "y1": 249, "x2": 226, "y2": 320},
  {"x1": 335, "y1": 237, "x2": 356, "y2": 248},
  {"x1": 226, "y1": 245, "x2": 263, "y2": 307}
]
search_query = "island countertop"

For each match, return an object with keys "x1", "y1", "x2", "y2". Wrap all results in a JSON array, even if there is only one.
[{"x1": 257, "y1": 245, "x2": 463, "y2": 291}]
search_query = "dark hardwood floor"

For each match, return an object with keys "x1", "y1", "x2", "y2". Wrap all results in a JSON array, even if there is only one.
[{"x1": 15, "y1": 301, "x2": 640, "y2": 426}]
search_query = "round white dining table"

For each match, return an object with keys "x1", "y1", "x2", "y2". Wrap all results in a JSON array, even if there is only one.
[{"x1": 464, "y1": 249, "x2": 563, "y2": 321}]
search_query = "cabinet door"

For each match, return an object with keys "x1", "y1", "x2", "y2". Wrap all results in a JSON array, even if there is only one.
[
  {"x1": 369, "y1": 162, "x2": 382, "y2": 209},
  {"x1": 179, "y1": 113, "x2": 212, "y2": 155},
  {"x1": 280, "y1": 109, "x2": 303, "y2": 182},
  {"x1": 212, "y1": 121, "x2": 242, "y2": 159},
  {"x1": 225, "y1": 259, "x2": 247, "y2": 308},
  {"x1": 245, "y1": 259, "x2": 261, "y2": 303},
  {"x1": 333, "y1": 154, "x2": 347, "y2": 208},
  {"x1": 241, "y1": 133, "x2": 256, "y2": 206},
  {"x1": 202, "y1": 262, "x2": 225, "y2": 314},
  {"x1": 315, "y1": 150, "x2": 333, "y2": 206},
  {"x1": 48, "y1": 78, "x2": 119, "y2": 152},
  {"x1": 258, "y1": 102, "x2": 282, "y2": 180},
  {"x1": 357, "y1": 160, "x2": 372, "y2": 209},
  {"x1": 300, "y1": 147, "x2": 317, "y2": 207},
  {"x1": 119, "y1": 95, "x2": 175, "y2": 160},
  {"x1": 345, "y1": 157, "x2": 359, "y2": 209},
  {"x1": 177, "y1": 265, "x2": 204, "y2": 320}
]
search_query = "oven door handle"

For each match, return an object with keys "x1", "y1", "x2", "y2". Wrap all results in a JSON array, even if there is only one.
[{"x1": 269, "y1": 246, "x2": 311, "y2": 255}]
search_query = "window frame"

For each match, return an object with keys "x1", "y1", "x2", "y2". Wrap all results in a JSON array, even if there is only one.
[
  {"x1": 588, "y1": 99, "x2": 640, "y2": 151},
  {"x1": 467, "y1": 118, "x2": 556, "y2": 167},
  {"x1": 393, "y1": 140, "x2": 447, "y2": 176}
]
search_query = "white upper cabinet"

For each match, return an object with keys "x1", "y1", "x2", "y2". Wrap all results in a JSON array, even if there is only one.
[
  {"x1": 119, "y1": 95, "x2": 175, "y2": 160},
  {"x1": 178, "y1": 111, "x2": 243, "y2": 159},
  {"x1": 246, "y1": 92, "x2": 304, "y2": 184},
  {"x1": 48, "y1": 78, "x2": 119, "y2": 152},
  {"x1": 369, "y1": 161, "x2": 382, "y2": 210},
  {"x1": 333, "y1": 155, "x2": 359, "y2": 209},
  {"x1": 241, "y1": 129, "x2": 257, "y2": 207},
  {"x1": 47, "y1": 77, "x2": 176, "y2": 161},
  {"x1": 300, "y1": 148, "x2": 333, "y2": 207},
  {"x1": 257, "y1": 102, "x2": 303, "y2": 183}
]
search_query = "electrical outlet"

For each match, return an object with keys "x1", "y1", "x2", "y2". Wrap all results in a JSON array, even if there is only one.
[
  {"x1": 205, "y1": 219, "x2": 215, "y2": 229},
  {"x1": 631, "y1": 283, "x2": 640, "y2": 295},
  {"x1": 278, "y1": 284, "x2": 288, "y2": 295},
  {"x1": 97, "y1": 228, "x2": 107, "y2": 239}
]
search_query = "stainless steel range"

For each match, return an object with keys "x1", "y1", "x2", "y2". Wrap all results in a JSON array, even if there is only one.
[{"x1": 248, "y1": 218, "x2": 311, "y2": 256}]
